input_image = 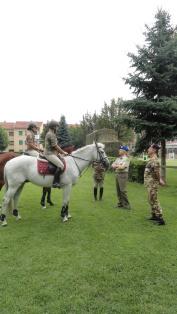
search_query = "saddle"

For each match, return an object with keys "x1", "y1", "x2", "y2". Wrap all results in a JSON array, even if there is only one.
[{"x1": 37, "y1": 155, "x2": 66, "y2": 176}]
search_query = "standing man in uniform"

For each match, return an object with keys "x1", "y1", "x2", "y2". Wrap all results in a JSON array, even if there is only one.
[
  {"x1": 112, "y1": 145, "x2": 131, "y2": 209},
  {"x1": 144, "y1": 144, "x2": 165, "y2": 225},
  {"x1": 25, "y1": 122, "x2": 43, "y2": 157},
  {"x1": 44, "y1": 120, "x2": 68, "y2": 188},
  {"x1": 92, "y1": 161, "x2": 106, "y2": 201}
]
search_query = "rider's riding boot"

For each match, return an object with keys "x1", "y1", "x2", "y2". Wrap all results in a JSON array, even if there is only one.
[
  {"x1": 94, "y1": 187, "x2": 98, "y2": 200},
  {"x1": 99, "y1": 187, "x2": 104, "y2": 200},
  {"x1": 52, "y1": 168, "x2": 61, "y2": 188}
]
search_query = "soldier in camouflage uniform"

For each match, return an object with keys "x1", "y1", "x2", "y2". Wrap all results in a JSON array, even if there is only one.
[
  {"x1": 25, "y1": 123, "x2": 43, "y2": 157},
  {"x1": 144, "y1": 144, "x2": 165, "y2": 225},
  {"x1": 92, "y1": 161, "x2": 106, "y2": 200},
  {"x1": 44, "y1": 120, "x2": 68, "y2": 188}
]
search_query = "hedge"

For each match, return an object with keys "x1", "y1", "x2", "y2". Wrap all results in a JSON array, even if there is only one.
[{"x1": 128, "y1": 159, "x2": 147, "y2": 184}]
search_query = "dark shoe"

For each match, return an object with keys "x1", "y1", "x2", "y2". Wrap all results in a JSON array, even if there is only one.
[
  {"x1": 148, "y1": 214, "x2": 158, "y2": 221},
  {"x1": 157, "y1": 217, "x2": 166, "y2": 225},
  {"x1": 47, "y1": 200, "x2": 54, "y2": 206},
  {"x1": 40, "y1": 201, "x2": 45, "y2": 207}
]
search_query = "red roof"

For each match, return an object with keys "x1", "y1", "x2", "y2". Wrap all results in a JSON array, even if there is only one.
[
  {"x1": 0, "y1": 121, "x2": 43, "y2": 129},
  {"x1": 0, "y1": 122, "x2": 15, "y2": 129}
]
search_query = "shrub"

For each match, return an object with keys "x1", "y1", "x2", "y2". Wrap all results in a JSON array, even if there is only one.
[{"x1": 128, "y1": 159, "x2": 147, "y2": 184}]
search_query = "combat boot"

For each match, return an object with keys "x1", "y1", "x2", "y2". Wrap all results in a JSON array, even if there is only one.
[
  {"x1": 94, "y1": 187, "x2": 98, "y2": 200},
  {"x1": 99, "y1": 187, "x2": 103, "y2": 200},
  {"x1": 156, "y1": 216, "x2": 166, "y2": 225},
  {"x1": 148, "y1": 213, "x2": 158, "y2": 221}
]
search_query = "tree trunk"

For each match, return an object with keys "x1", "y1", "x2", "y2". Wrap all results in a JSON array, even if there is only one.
[{"x1": 160, "y1": 139, "x2": 166, "y2": 182}]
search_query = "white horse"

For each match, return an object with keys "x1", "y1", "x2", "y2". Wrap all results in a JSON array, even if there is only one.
[{"x1": 0, "y1": 143, "x2": 109, "y2": 226}]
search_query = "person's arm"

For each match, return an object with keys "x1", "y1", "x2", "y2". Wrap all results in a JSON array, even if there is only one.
[
  {"x1": 26, "y1": 135, "x2": 42, "y2": 152},
  {"x1": 54, "y1": 144, "x2": 68, "y2": 156}
]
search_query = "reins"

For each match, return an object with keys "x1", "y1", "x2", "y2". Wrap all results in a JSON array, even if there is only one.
[{"x1": 68, "y1": 143, "x2": 108, "y2": 177}]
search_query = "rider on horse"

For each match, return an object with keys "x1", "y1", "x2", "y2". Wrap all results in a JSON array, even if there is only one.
[
  {"x1": 25, "y1": 122, "x2": 43, "y2": 157},
  {"x1": 44, "y1": 120, "x2": 68, "y2": 188}
]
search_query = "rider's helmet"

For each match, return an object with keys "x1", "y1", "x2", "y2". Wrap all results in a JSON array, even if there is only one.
[
  {"x1": 48, "y1": 120, "x2": 59, "y2": 130},
  {"x1": 27, "y1": 122, "x2": 38, "y2": 131}
]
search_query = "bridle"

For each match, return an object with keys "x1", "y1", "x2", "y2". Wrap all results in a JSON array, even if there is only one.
[{"x1": 70, "y1": 143, "x2": 108, "y2": 176}]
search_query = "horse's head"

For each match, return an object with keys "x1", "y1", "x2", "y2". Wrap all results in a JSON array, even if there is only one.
[{"x1": 93, "y1": 142, "x2": 110, "y2": 170}]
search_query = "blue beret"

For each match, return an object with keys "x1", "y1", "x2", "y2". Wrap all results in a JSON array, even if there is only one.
[{"x1": 119, "y1": 145, "x2": 129, "y2": 152}]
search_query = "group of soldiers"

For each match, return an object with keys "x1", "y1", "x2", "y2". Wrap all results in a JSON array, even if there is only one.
[
  {"x1": 92, "y1": 144, "x2": 165, "y2": 226},
  {"x1": 25, "y1": 121, "x2": 165, "y2": 225}
]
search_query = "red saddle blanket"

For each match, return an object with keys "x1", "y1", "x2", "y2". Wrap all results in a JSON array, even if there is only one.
[{"x1": 37, "y1": 158, "x2": 66, "y2": 175}]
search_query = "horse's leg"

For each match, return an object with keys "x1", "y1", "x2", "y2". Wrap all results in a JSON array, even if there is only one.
[
  {"x1": 41, "y1": 187, "x2": 47, "y2": 209},
  {"x1": 47, "y1": 188, "x2": 54, "y2": 206},
  {"x1": 61, "y1": 184, "x2": 72, "y2": 222},
  {"x1": 12, "y1": 183, "x2": 25, "y2": 220},
  {"x1": 0, "y1": 185, "x2": 21, "y2": 226}
]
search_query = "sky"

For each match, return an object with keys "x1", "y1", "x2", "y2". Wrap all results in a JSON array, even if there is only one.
[{"x1": 0, "y1": 0, "x2": 177, "y2": 124}]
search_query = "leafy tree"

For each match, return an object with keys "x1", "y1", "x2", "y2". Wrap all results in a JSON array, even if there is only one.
[
  {"x1": 80, "y1": 98, "x2": 134, "y2": 144},
  {"x1": 68, "y1": 126, "x2": 85, "y2": 148},
  {"x1": 0, "y1": 127, "x2": 8, "y2": 151},
  {"x1": 124, "y1": 9, "x2": 177, "y2": 180},
  {"x1": 57, "y1": 115, "x2": 72, "y2": 148}
]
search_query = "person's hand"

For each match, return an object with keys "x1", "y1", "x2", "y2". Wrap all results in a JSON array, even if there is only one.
[
  {"x1": 39, "y1": 149, "x2": 44, "y2": 153},
  {"x1": 159, "y1": 178, "x2": 165, "y2": 186},
  {"x1": 63, "y1": 152, "x2": 68, "y2": 156}
]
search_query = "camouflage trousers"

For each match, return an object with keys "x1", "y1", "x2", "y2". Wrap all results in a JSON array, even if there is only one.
[
  {"x1": 93, "y1": 177, "x2": 104, "y2": 188},
  {"x1": 147, "y1": 186, "x2": 162, "y2": 217}
]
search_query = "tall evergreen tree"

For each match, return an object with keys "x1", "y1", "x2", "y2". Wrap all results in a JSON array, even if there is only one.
[
  {"x1": 0, "y1": 127, "x2": 8, "y2": 152},
  {"x1": 124, "y1": 9, "x2": 177, "y2": 180},
  {"x1": 57, "y1": 115, "x2": 72, "y2": 148}
]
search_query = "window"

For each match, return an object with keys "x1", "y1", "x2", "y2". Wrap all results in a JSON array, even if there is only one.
[
  {"x1": 19, "y1": 131, "x2": 23, "y2": 136},
  {"x1": 19, "y1": 140, "x2": 23, "y2": 145},
  {"x1": 9, "y1": 131, "x2": 14, "y2": 136}
]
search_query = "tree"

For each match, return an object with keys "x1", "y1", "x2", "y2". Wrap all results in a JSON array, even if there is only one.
[
  {"x1": 80, "y1": 98, "x2": 134, "y2": 144},
  {"x1": 57, "y1": 115, "x2": 72, "y2": 149},
  {"x1": 0, "y1": 127, "x2": 8, "y2": 152},
  {"x1": 68, "y1": 126, "x2": 85, "y2": 148},
  {"x1": 124, "y1": 9, "x2": 177, "y2": 180}
]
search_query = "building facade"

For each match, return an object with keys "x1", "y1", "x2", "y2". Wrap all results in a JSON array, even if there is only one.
[{"x1": 0, "y1": 121, "x2": 43, "y2": 152}]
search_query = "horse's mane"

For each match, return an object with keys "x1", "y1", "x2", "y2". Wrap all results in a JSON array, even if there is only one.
[{"x1": 71, "y1": 143, "x2": 104, "y2": 156}]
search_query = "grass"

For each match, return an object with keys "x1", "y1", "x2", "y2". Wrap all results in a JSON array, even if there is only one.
[{"x1": 0, "y1": 168, "x2": 177, "y2": 314}]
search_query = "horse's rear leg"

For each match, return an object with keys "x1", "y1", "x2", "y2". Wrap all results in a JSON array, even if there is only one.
[
  {"x1": 0, "y1": 185, "x2": 22, "y2": 226},
  {"x1": 61, "y1": 184, "x2": 72, "y2": 222},
  {"x1": 13, "y1": 183, "x2": 25, "y2": 221}
]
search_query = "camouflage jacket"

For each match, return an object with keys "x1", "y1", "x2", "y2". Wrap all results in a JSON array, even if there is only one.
[
  {"x1": 26, "y1": 130, "x2": 36, "y2": 150},
  {"x1": 144, "y1": 157, "x2": 160, "y2": 187},
  {"x1": 92, "y1": 161, "x2": 105, "y2": 181}
]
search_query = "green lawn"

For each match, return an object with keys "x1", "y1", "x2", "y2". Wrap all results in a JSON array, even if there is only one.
[{"x1": 0, "y1": 169, "x2": 177, "y2": 314}]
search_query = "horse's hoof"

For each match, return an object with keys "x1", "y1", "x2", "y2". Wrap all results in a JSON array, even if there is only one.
[
  {"x1": 67, "y1": 214, "x2": 72, "y2": 219},
  {"x1": 1, "y1": 220, "x2": 7, "y2": 227},
  {"x1": 62, "y1": 216, "x2": 68, "y2": 223}
]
